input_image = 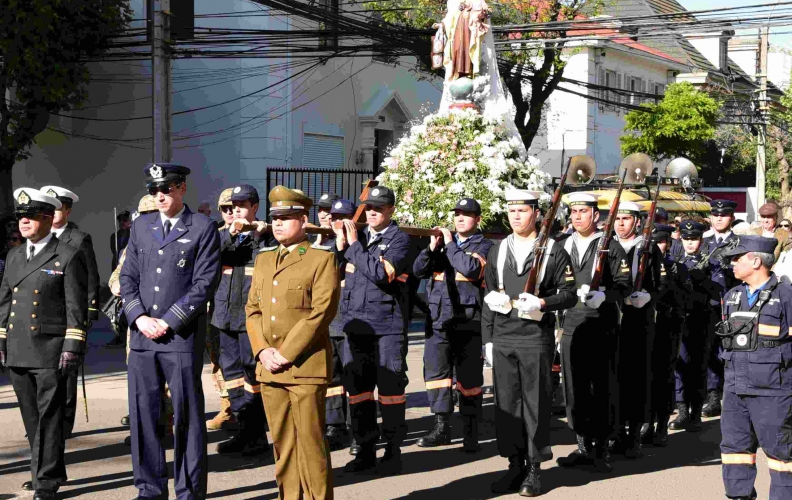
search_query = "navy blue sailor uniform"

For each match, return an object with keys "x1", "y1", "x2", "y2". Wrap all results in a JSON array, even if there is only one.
[
  {"x1": 719, "y1": 273, "x2": 792, "y2": 499},
  {"x1": 120, "y1": 204, "x2": 220, "y2": 500},
  {"x1": 482, "y1": 236, "x2": 577, "y2": 463},
  {"x1": 340, "y1": 221, "x2": 411, "y2": 450},
  {"x1": 413, "y1": 231, "x2": 493, "y2": 417},
  {"x1": 211, "y1": 223, "x2": 269, "y2": 445}
]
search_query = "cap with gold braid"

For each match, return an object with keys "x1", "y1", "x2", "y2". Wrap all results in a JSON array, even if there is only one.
[
  {"x1": 14, "y1": 187, "x2": 62, "y2": 217},
  {"x1": 268, "y1": 185, "x2": 313, "y2": 217}
]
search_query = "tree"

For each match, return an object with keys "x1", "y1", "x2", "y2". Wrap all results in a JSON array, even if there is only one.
[
  {"x1": 621, "y1": 82, "x2": 721, "y2": 164},
  {"x1": 0, "y1": 0, "x2": 132, "y2": 214},
  {"x1": 364, "y1": 0, "x2": 602, "y2": 150}
]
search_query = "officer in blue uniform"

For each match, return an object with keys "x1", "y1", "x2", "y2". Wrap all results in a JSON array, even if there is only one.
[
  {"x1": 702, "y1": 200, "x2": 739, "y2": 418},
  {"x1": 335, "y1": 185, "x2": 411, "y2": 475},
  {"x1": 120, "y1": 163, "x2": 221, "y2": 500},
  {"x1": 211, "y1": 184, "x2": 270, "y2": 456},
  {"x1": 324, "y1": 198, "x2": 355, "y2": 451},
  {"x1": 670, "y1": 220, "x2": 720, "y2": 432},
  {"x1": 412, "y1": 198, "x2": 492, "y2": 451},
  {"x1": 718, "y1": 235, "x2": 792, "y2": 500}
]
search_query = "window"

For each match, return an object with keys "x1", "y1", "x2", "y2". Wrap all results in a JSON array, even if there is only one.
[
  {"x1": 302, "y1": 132, "x2": 345, "y2": 202},
  {"x1": 653, "y1": 82, "x2": 665, "y2": 104},
  {"x1": 599, "y1": 69, "x2": 621, "y2": 112}
]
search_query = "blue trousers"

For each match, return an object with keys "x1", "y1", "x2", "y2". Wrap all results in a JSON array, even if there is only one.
[
  {"x1": 326, "y1": 336, "x2": 349, "y2": 427},
  {"x1": 424, "y1": 321, "x2": 483, "y2": 416},
  {"x1": 128, "y1": 350, "x2": 207, "y2": 500},
  {"x1": 675, "y1": 313, "x2": 712, "y2": 409},
  {"x1": 721, "y1": 390, "x2": 792, "y2": 499}
]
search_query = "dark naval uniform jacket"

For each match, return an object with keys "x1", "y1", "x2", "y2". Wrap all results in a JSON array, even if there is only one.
[
  {"x1": 702, "y1": 232, "x2": 739, "y2": 303},
  {"x1": 56, "y1": 225, "x2": 100, "y2": 320},
  {"x1": 211, "y1": 228, "x2": 265, "y2": 332},
  {"x1": 341, "y1": 222, "x2": 411, "y2": 336},
  {"x1": 0, "y1": 237, "x2": 88, "y2": 367},
  {"x1": 413, "y1": 232, "x2": 493, "y2": 331},
  {"x1": 120, "y1": 207, "x2": 221, "y2": 354}
]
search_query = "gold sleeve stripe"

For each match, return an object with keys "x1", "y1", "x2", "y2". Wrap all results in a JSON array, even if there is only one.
[
  {"x1": 768, "y1": 458, "x2": 792, "y2": 472},
  {"x1": 326, "y1": 386, "x2": 346, "y2": 397},
  {"x1": 425, "y1": 379, "x2": 453, "y2": 390},
  {"x1": 65, "y1": 334, "x2": 86, "y2": 341},
  {"x1": 722, "y1": 453, "x2": 757, "y2": 465},
  {"x1": 759, "y1": 324, "x2": 781, "y2": 337},
  {"x1": 0, "y1": 328, "x2": 6, "y2": 334}
]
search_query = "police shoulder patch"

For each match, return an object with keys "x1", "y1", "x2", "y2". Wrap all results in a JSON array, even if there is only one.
[
  {"x1": 259, "y1": 246, "x2": 278, "y2": 253},
  {"x1": 311, "y1": 244, "x2": 332, "y2": 251}
]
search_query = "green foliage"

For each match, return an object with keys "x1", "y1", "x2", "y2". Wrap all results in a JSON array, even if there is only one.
[
  {"x1": 621, "y1": 82, "x2": 721, "y2": 164},
  {"x1": 0, "y1": 0, "x2": 133, "y2": 165}
]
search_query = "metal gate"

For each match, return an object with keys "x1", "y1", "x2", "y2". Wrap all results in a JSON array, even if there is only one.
[{"x1": 264, "y1": 167, "x2": 377, "y2": 224}]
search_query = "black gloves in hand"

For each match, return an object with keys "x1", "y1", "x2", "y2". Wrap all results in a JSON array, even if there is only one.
[
  {"x1": 0, "y1": 350, "x2": 5, "y2": 373},
  {"x1": 58, "y1": 352, "x2": 81, "y2": 376}
]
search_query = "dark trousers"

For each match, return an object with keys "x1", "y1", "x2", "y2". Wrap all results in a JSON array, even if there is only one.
[
  {"x1": 218, "y1": 328, "x2": 266, "y2": 435},
  {"x1": 706, "y1": 315, "x2": 725, "y2": 393},
  {"x1": 424, "y1": 321, "x2": 483, "y2": 417},
  {"x1": 342, "y1": 334, "x2": 408, "y2": 448},
  {"x1": 561, "y1": 310, "x2": 618, "y2": 442},
  {"x1": 649, "y1": 310, "x2": 684, "y2": 418},
  {"x1": 493, "y1": 342, "x2": 554, "y2": 462},
  {"x1": 674, "y1": 313, "x2": 712, "y2": 408},
  {"x1": 63, "y1": 370, "x2": 78, "y2": 438},
  {"x1": 326, "y1": 336, "x2": 348, "y2": 427},
  {"x1": 10, "y1": 367, "x2": 67, "y2": 493},
  {"x1": 128, "y1": 350, "x2": 207, "y2": 500},
  {"x1": 616, "y1": 307, "x2": 654, "y2": 426},
  {"x1": 721, "y1": 391, "x2": 792, "y2": 499}
]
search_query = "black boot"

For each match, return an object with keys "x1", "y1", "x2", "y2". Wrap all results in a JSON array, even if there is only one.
[
  {"x1": 624, "y1": 424, "x2": 643, "y2": 459},
  {"x1": 687, "y1": 407, "x2": 702, "y2": 432},
  {"x1": 591, "y1": 443, "x2": 613, "y2": 473},
  {"x1": 701, "y1": 390, "x2": 722, "y2": 418},
  {"x1": 343, "y1": 444, "x2": 376, "y2": 474},
  {"x1": 609, "y1": 426, "x2": 629, "y2": 454},
  {"x1": 326, "y1": 425, "x2": 349, "y2": 452},
  {"x1": 557, "y1": 434, "x2": 593, "y2": 468},
  {"x1": 462, "y1": 416, "x2": 481, "y2": 453},
  {"x1": 216, "y1": 427, "x2": 247, "y2": 454},
  {"x1": 417, "y1": 413, "x2": 451, "y2": 448},
  {"x1": 640, "y1": 421, "x2": 654, "y2": 445},
  {"x1": 519, "y1": 462, "x2": 542, "y2": 497},
  {"x1": 349, "y1": 433, "x2": 361, "y2": 456},
  {"x1": 378, "y1": 444, "x2": 402, "y2": 475},
  {"x1": 653, "y1": 414, "x2": 669, "y2": 447},
  {"x1": 491, "y1": 456, "x2": 526, "y2": 494},
  {"x1": 668, "y1": 403, "x2": 689, "y2": 430}
]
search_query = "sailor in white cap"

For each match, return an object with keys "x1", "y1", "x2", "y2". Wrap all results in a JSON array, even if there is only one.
[
  {"x1": 40, "y1": 185, "x2": 100, "y2": 440},
  {"x1": 556, "y1": 192, "x2": 631, "y2": 473},
  {"x1": 611, "y1": 201, "x2": 661, "y2": 458},
  {"x1": 482, "y1": 188, "x2": 577, "y2": 496}
]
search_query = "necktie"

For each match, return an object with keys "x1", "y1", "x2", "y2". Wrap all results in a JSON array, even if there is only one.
[
  {"x1": 163, "y1": 220, "x2": 172, "y2": 237},
  {"x1": 28, "y1": 245, "x2": 34, "y2": 262},
  {"x1": 717, "y1": 237, "x2": 722, "y2": 245},
  {"x1": 238, "y1": 234, "x2": 246, "y2": 245},
  {"x1": 277, "y1": 247, "x2": 288, "y2": 268}
]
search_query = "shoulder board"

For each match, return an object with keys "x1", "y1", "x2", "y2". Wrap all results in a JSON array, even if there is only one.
[
  {"x1": 311, "y1": 244, "x2": 332, "y2": 251},
  {"x1": 259, "y1": 246, "x2": 278, "y2": 253}
]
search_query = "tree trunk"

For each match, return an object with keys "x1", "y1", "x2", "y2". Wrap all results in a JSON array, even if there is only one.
[
  {"x1": 771, "y1": 134, "x2": 792, "y2": 219},
  {"x1": 0, "y1": 160, "x2": 14, "y2": 218}
]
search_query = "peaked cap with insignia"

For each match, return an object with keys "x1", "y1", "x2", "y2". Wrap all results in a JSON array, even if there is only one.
[
  {"x1": 317, "y1": 193, "x2": 341, "y2": 209},
  {"x1": 710, "y1": 199, "x2": 738, "y2": 216},
  {"x1": 40, "y1": 185, "x2": 79, "y2": 208},
  {"x1": 679, "y1": 220, "x2": 706, "y2": 239},
  {"x1": 13, "y1": 187, "x2": 62, "y2": 215},
  {"x1": 268, "y1": 185, "x2": 312, "y2": 216},
  {"x1": 144, "y1": 163, "x2": 191, "y2": 188}
]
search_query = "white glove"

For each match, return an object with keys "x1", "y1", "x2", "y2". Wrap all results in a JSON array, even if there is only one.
[
  {"x1": 583, "y1": 290, "x2": 606, "y2": 309},
  {"x1": 629, "y1": 291, "x2": 651, "y2": 309},
  {"x1": 516, "y1": 293, "x2": 542, "y2": 313},
  {"x1": 576, "y1": 284, "x2": 590, "y2": 303},
  {"x1": 483, "y1": 343, "x2": 494, "y2": 366},
  {"x1": 484, "y1": 291, "x2": 512, "y2": 315}
]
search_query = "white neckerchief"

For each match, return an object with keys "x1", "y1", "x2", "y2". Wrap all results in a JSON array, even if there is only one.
[
  {"x1": 160, "y1": 205, "x2": 186, "y2": 231},
  {"x1": 617, "y1": 234, "x2": 644, "y2": 254},
  {"x1": 570, "y1": 231, "x2": 602, "y2": 267},
  {"x1": 26, "y1": 233, "x2": 54, "y2": 260},
  {"x1": 497, "y1": 235, "x2": 555, "y2": 292},
  {"x1": 510, "y1": 235, "x2": 535, "y2": 275}
]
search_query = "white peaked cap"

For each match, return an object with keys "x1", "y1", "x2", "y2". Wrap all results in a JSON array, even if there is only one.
[
  {"x1": 14, "y1": 187, "x2": 62, "y2": 210},
  {"x1": 40, "y1": 185, "x2": 79, "y2": 203},
  {"x1": 567, "y1": 193, "x2": 599, "y2": 206},
  {"x1": 505, "y1": 189, "x2": 543, "y2": 204},
  {"x1": 617, "y1": 201, "x2": 641, "y2": 214}
]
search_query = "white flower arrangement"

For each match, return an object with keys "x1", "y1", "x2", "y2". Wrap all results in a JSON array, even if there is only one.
[{"x1": 377, "y1": 108, "x2": 550, "y2": 229}]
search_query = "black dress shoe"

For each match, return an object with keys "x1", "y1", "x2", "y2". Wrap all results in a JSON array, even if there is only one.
[
  {"x1": 33, "y1": 491, "x2": 57, "y2": 500},
  {"x1": 22, "y1": 481, "x2": 33, "y2": 491}
]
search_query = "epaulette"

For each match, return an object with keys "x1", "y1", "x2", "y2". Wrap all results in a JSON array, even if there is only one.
[
  {"x1": 259, "y1": 246, "x2": 278, "y2": 253},
  {"x1": 311, "y1": 244, "x2": 332, "y2": 251}
]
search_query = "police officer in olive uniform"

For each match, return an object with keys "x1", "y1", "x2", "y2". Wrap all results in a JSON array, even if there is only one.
[
  {"x1": 120, "y1": 163, "x2": 221, "y2": 500},
  {"x1": 702, "y1": 200, "x2": 739, "y2": 418},
  {"x1": 718, "y1": 236, "x2": 792, "y2": 500},
  {"x1": 246, "y1": 186, "x2": 339, "y2": 500},
  {"x1": 482, "y1": 190, "x2": 577, "y2": 496},
  {"x1": 556, "y1": 193, "x2": 631, "y2": 473},
  {"x1": 325, "y1": 198, "x2": 356, "y2": 451},
  {"x1": 0, "y1": 188, "x2": 88, "y2": 500},
  {"x1": 40, "y1": 185, "x2": 100, "y2": 440},
  {"x1": 413, "y1": 198, "x2": 493, "y2": 452},
  {"x1": 670, "y1": 220, "x2": 719, "y2": 432},
  {"x1": 335, "y1": 186, "x2": 412, "y2": 475},
  {"x1": 212, "y1": 184, "x2": 270, "y2": 455}
]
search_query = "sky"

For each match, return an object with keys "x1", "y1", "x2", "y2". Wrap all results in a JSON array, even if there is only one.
[{"x1": 679, "y1": 0, "x2": 792, "y2": 49}]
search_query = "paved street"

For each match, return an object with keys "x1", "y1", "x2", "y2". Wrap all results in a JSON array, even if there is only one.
[{"x1": 0, "y1": 318, "x2": 770, "y2": 499}]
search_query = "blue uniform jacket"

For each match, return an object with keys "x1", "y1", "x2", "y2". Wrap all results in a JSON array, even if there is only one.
[
  {"x1": 413, "y1": 232, "x2": 493, "y2": 330},
  {"x1": 703, "y1": 233, "x2": 739, "y2": 303},
  {"x1": 120, "y1": 207, "x2": 221, "y2": 353},
  {"x1": 340, "y1": 222, "x2": 411, "y2": 336},
  {"x1": 211, "y1": 229, "x2": 265, "y2": 331},
  {"x1": 721, "y1": 275, "x2": 792, "y2": 396}
]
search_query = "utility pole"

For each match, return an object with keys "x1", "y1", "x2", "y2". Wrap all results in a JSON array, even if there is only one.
[
  {"x1": 756, "y1": 25, "x2": 769, "y2": 210},
  {"x1": 152, "y1": 0, "x2": 172, "y2": 162}
]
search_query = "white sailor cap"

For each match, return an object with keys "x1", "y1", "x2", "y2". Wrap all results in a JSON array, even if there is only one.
[
  {"x1": 504, "y1": 189, "x2": 543, "y2": 206},
  {"x1": 14, "y1": 187, "x2": 62, "y2": 213},
  {"x1": 40, "y1": 185, "x2": 79, "y2": 206},
  {"x1": 567, "y1": 193, "x2": 599, "y2": 207},
  {"x1": 617, "y1": 201, "x2": 641, "y2": 216}
]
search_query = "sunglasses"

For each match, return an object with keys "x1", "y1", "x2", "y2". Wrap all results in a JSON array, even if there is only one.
[
  {"x1": 148, "y1": 183, "x2": 182, "y2": 196},
  {"x1": 14, "y1": 212, "x2": 51, "y2": 221},
  {"x1": 220, "y1": 206, "x2": 234, "y2": 214},
  {"x1": 781, "y1": 224, "x2": 790, "y2": 229}
]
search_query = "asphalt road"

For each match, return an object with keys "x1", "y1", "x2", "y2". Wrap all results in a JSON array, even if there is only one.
[{"x1": 0, "y1": 318, "x2": 771, "y2": 499}]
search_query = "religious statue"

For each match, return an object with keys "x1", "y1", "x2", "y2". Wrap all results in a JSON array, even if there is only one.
[{"x1": 433, "y1": 0, "x2": 492, "y2": 81}]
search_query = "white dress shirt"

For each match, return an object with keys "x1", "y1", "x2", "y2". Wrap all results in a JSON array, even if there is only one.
[
  {"x1": 26, "y1": 232, "x2": 54, "y2": 260},
  {"x1": 51, "y1": 225, "x2": 67, "y2": 238},
  {"x1": 160, "y1": 206, "x2": 186, "y2": 232}
]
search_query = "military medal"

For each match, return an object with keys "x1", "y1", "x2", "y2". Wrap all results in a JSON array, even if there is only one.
[{"x1": 177, "y1": 259, "x2": 186, "y2": 268}]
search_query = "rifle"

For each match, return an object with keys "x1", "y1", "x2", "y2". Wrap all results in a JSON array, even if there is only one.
[
  {"x1": 589, "y1": 169, "x2": 628, "y2": 290},
  {"x1": 632, "y1": 179, "x2": 662, "y2": 292}
]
